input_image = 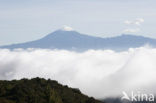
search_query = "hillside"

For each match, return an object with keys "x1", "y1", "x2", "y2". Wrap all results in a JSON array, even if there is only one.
[{"x1": 0, "y1": 77, "x2": 104, "y2": 103}]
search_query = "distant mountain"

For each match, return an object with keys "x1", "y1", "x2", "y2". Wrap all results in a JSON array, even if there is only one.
[
  {"x1": 0, "y1": 77, "x2": 103, "y2": 103},
  {"x1": 1, "y1": 29, "x2": 156, "y2": 51}
]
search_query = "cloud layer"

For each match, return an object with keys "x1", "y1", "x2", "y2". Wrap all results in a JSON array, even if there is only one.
[{"x1": 0, "y1": 47, "x2": 156, "y2": 98}]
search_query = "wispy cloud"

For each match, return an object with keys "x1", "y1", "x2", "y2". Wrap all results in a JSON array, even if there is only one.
[
  {"x1": 124, "y1": 18, "x2": 144, "y2": 26},
  {"x1": 123, "y1": 18, "x2": 144, "y2": 33},
  {"x1": 123, "y1": 28, "x2": 140, "y2": 33}
]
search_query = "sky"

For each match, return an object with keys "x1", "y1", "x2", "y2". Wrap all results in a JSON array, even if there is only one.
[{"x1": 0, "y1": 0, "x2": 156, "y2": 45}]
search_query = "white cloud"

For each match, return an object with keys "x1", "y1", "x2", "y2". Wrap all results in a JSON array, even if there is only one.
[
  {"x1": 124, "y1": 18, "x2": 144, "y2": 26},
  {"x1": 62, "y1": 25, "x2": 74, "y2": 31},
  {"x1": 0, "y1": 47, "x2": 156, "y2": 98},
  {"x1": 123, "y1": 18, "x2": 144, "y2": 33},
  {"x1": 123, "y1": 28, "x2": 140, "y2": 33}
]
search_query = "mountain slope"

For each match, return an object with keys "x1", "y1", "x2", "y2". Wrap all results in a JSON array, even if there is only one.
[
  {"x1": 1, "y1": 30, "x2": 156, "y2": 51},
  {"x1": 0, "y1": 77, "x2": 103, "y2": 103}
]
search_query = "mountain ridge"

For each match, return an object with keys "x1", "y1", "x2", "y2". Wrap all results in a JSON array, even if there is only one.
[{"x1": 1, "y1": 30, "x2": 156, "y2": 51}]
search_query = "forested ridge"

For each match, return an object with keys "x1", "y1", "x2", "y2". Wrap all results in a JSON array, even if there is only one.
[{"x1": 0, "y1": 77, "x2": 104, "y2": 103}]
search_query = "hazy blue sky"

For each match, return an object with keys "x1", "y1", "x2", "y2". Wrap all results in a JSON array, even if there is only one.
[{"x1": 0, "y1": 0, "x2": 156, "y2": 45}]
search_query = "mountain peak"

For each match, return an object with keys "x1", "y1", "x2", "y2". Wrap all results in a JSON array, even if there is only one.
[{"x1": 61, "y1": 25, "x2": 74, "y2": 31}]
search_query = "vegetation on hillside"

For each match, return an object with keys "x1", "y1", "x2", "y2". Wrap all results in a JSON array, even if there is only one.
[{"x1": 0, "y1": 77, "x2": 104, "y2": 103}]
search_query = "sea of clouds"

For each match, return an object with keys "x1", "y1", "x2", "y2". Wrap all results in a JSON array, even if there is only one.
[{"x1": 0, "y1": 47, "x2": 156, "y2": 98}]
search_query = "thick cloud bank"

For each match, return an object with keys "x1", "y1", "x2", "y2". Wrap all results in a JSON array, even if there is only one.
[{"x1": 0, "y1": 47, "x2": 156, "y2": 98}]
